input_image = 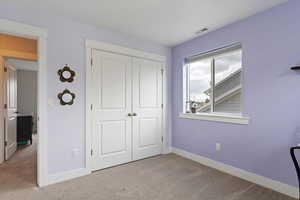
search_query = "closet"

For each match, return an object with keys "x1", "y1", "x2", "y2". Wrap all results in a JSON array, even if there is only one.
[{"x1": 90, "y1": 49, "x2": 163, "y2": 170}]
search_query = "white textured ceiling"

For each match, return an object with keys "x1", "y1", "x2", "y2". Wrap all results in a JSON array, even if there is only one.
[{"x1": 10, "y1": 0, "x2": 287, "y2": 46}]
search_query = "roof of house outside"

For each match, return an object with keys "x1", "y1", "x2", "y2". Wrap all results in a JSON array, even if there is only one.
[
  {"x1": 197, "y1": 69, "x2": 242, "y2": 112},
  {"x1": 204, "y1": 69, "x2": 242, "y2": 96}
]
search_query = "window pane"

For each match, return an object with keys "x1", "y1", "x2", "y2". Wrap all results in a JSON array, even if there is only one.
[
  {"x1": 186, "y1": 58, "x2": 211, "y2": 113},
  {"x1": 214, "y1": 49, "x2": 242, "y2": 114}
]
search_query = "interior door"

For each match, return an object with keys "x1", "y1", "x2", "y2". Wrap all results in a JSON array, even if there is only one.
[
  {"x1": 132, "y1": 58, "x2": 163, "y2": 161},
  {"x1": 0, "y1": 57, "x2": 4, "y2": 163},
  {"x1": 91, "y1": 49, "x2": 132, "y2": 170},
  {"x1": 4, "y1": 64, "x2": 17, "y2": 160}
]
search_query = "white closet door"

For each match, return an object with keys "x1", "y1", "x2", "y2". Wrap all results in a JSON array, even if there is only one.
[
  {"x1": 91, "y1": 50, "x2": 132, "y2": 170},
  {"x1": 132, "y1": 58, "x2": 163, "y2": 161}
]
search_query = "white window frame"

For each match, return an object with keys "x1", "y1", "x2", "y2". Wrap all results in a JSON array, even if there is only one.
[{"x1": 180, "y1": 43, "x2": 249, "y2": 125}]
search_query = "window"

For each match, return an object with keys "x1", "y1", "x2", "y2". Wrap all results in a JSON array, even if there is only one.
[{"x1": 182, "y1": 44, "x2": 248, "y2": 124}]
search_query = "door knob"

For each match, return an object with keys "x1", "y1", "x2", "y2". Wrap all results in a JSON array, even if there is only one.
[
  {"x1": 132, "y1": 113, "x2": 137, "y2": 116},
  {"x1": 128, "y1": 113, "x2": 133, "y2": 117}
]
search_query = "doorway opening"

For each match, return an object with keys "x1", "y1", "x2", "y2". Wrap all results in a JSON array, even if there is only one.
[{"x1": 0, "y1": 33, "x2": 38, "y2": 189}]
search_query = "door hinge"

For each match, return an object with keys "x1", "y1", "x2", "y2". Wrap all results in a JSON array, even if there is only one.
[
  {"x1": 90, "y1": 104, "x2": 93, "y2": 111},
  {"x1": 4, "y1": 67, "x2": 7, "y2": 72},
  {"x1": 161, "y1": 69, "x2": 164, "y2": 75},
  {"x1": 91, "y1": 58, "x2": 93, "y2": 66},
  {"x1": 161, "y1": 136, "x2": 164, "y2": 143},
  {"x1": 91, "y1": 149, "x2": 93, "y2": 156},
  {"x1": 4, "y1": 141, "x2": 7, "y2": 146},
  {"x1": 161, "y1": 104, "x2": 163, "y2": 109},
  {"x1": 4, "y1": 104, "x2": 7, "y2": 109}
]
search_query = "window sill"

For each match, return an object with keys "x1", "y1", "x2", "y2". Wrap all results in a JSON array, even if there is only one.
[{"x1": 179, "y1": 112, "x2": 249, "y2": 125}]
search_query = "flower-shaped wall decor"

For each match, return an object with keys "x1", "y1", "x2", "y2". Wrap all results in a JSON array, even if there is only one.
[
  {"x1": 58, "y1": 64, "x2": 76, "y2": 82},
  {"x1": 58, "y1": 89, "x2": 76, "y2": 105}
]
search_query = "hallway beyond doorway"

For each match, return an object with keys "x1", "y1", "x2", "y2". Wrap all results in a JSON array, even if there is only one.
[{"x1": 0, "y1": 134, "x2": 37, "y2": 193}]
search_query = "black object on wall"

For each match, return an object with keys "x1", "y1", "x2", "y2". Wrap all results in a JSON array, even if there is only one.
[
  {"x1": 17, "y1": 115, "x2": 33, "y2": 145},
  {"x1": 291, "y1": 66, "x2": 300, "y2": 70}
]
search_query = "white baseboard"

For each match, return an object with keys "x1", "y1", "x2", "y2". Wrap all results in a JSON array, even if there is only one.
[
  {"x1": 172, "y1": 147, "x2": 298, "y2": 199},
  {"x1": 46, "y1": 168, "x2": 91, "y2": 186}
]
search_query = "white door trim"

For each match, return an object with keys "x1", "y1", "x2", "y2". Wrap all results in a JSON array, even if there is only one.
[
  {"x1": 85, "y1": 40, "x2": 166, "y2": 62},
  {"x1": 85, "y1": 40, "x2": 169, "y2": 172},
  {"x1": 0, "y1": 19, "x2": 48, "y2": 187}
]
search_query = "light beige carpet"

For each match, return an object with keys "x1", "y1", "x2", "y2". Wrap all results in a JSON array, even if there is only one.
[
  {"x1": 0, "y1": 135, "x2": 37, "y2": 195},
  {"x1": 0, "y1": 139, "x2": 295, "y2": 200}
]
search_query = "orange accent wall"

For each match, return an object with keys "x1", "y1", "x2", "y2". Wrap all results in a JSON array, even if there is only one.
[{"x1": 0, "y1": 34, "x2": 37, "y2": 61}]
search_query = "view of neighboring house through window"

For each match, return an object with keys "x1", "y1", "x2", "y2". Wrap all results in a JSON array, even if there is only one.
[{"x1": 184, "y1": 44, "x2": 242, "y2": 115}]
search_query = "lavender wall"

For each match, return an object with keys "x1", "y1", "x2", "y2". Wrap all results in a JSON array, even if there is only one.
[
  {"x1": 0, "y1": 2, "x2": 171, "y2": 174},
  {"x1": 172, "y1": 0, "x2": 300, "y2": 187}
]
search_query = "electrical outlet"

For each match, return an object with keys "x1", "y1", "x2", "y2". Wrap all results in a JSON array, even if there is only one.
[{"x1": 216, "y1": 143, "x2": 221, "y2": 151}]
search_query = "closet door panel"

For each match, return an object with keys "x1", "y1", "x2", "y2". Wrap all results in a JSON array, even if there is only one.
[
  {"x1": 132, "y1": 58, "x2": 163, "y2": 160},
  {"x1": 91, "y1": 50, "x2": 132, "y2": 170}
]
